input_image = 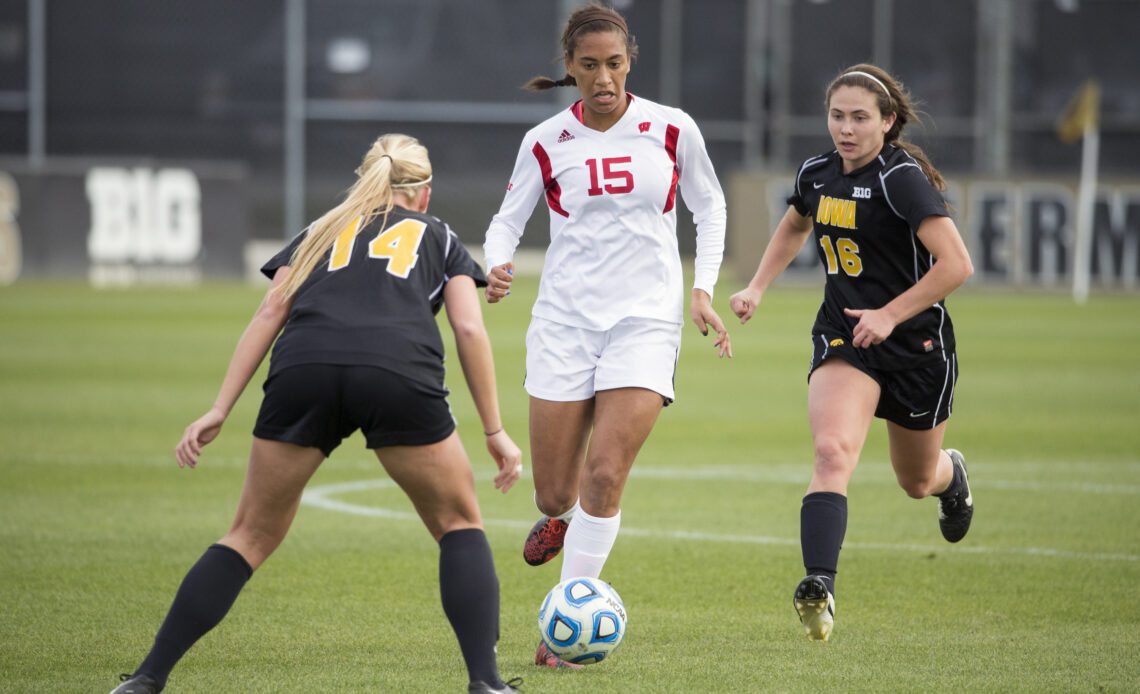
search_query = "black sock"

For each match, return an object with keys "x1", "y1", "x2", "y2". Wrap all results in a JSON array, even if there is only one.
[
  {"x1": 439, "y1": 528, "x2": 502, "y2": 687},
  {"x1": 800, "y1": 492, "x2": 848, "y2": 597},
  {"x1": 136, "y1": 544, "x2": 253, "y2": 686}
]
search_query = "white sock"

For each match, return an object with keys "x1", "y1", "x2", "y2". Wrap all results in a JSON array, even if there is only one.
[{"x1": 560, "y1": 508, "x2": 621, "y2": 582}]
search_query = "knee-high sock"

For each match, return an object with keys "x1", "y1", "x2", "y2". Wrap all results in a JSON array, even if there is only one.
[
  {"x1": 136, "y1": 544, "x2": 253, "y2": 686},
  {"x1": 560, "y1": 508, "x2": 621, "y2": 582},
  {"x1": 800, "y1": 492, "x2": 847, "y2": 596},
  {"x1": 439, "y1": 528, "x2": 503, "y2": 688}
]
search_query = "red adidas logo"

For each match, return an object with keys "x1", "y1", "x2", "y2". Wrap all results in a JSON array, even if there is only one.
[{"x1": 557, "y1": 129, "x2": 575, "y2": 143}]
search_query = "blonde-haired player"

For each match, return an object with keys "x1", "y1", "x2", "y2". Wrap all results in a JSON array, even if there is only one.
[{"x1": 112, "y1": 134, "x2": 523, "y2": 694}]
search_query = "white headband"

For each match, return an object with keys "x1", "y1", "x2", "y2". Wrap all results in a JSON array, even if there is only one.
[
  {"x1": 843, "y1": 71, "x2": 890, "y2": 97},
  {"x1": 391, "y1": 175, "x2": 432, "y2": 189}
]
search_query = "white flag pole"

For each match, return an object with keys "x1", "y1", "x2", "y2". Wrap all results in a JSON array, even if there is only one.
[{"x1": 1071, "y1": 119, "x2": 1099, "y2": 305}]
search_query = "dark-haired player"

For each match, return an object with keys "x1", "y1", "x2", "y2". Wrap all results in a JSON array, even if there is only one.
[
  {"x1": 730, "y1": 63, "x2": 975, "y2": 642},
  {"x1": 482, "y1": 2, "x2": 732, "y2": 669},
  {"x1": 111, "y1": 134, "x2": 522, "y2": 694}
]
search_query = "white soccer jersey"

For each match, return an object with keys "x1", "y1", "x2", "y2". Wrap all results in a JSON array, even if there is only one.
[{"x1": 484, "y1": 95, "x2": 726, "y2": 330}]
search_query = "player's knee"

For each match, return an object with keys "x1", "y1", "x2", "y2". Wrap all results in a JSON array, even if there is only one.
[
  {"x1": 218, "y1": 528, "x2": 281, "y2": 570},
  {"x1": 579, "y1": 470, "x2": 624, "y2": 516},
  {"x1": 434, "y1": 518, "x2": 483, "y2": 541},
  {"x1": 813, "y1": 438, "x2": 858, "y2": 479},
  {"x1": 897, "y1": 474, "x2": 937, "y2": 499},
  {"x1": 535, "y1": 487, "x2": 578, "y2": 517}
]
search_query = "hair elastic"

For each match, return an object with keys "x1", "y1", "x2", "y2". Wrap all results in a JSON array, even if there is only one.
[{"x1": 843, "y1": 70, "x2": 890, "y2": 97}]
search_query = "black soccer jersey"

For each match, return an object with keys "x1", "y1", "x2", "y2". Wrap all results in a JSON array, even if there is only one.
[
  {"x1": 787, "y1": 144, "x2": 955, "y2": 370},
  {"x1": 260, "y1": 207, "x2": 487, "y2": 393}
]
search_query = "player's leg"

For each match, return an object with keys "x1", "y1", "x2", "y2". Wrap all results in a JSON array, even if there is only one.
[
  {"x1": 524, "y1": 398, "x2": 595, "y2": 670},
  {"x1": 887, "y1": 424, "x2": 972, "y2": 542},
  {"x1": 795, "y1": 358, "x2": 879, "y2": 641},
  {"x1": 115, "y1": 438, "x2": 325, "y2": 693},
  {"x1": 524, "y1": 397, "x2": 594, "y2": 565},
  {"x1": 376, "y1": 433, "x2": 511, "y2": 691},
  {"x1": 883, "y1": 354, "x2": 971, "y2": 542},
  {"x1": 521, "y1": 316, "x2": 601, "y2": 567},
  {"x1": 555, "y1": 316, "x2": 673, "y2": 582},
  {"x1": 886, "y1": 421, "x2": 951, "y2": 499},
  {"x1": 560, "y1": 386, "x2": 663, "y2": 582}
]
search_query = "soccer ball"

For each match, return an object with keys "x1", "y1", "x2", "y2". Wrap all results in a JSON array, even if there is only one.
[{"x1": 537, "y1": 576, "x2": 627, "y2": 665}]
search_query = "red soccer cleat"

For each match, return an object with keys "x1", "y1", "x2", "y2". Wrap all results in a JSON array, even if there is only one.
[
  {"x1": 523, "y1": 516, "x2": 569, "y2": 566},
  {"x1": 535, "y1": 640, "x2": 583, "y2": 670}
]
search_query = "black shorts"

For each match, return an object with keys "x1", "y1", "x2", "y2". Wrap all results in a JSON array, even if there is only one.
[
  {"x1": 808, "y1": 333, "x2": 958, "y2": 430},
  {"x1": 253, "y1": 364, "x2": 456, "y2": 456}
]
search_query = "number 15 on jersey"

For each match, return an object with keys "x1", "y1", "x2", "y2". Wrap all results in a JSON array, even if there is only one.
[{"x1": 585, "y1": 157, "x2": 635, "y2": 196}]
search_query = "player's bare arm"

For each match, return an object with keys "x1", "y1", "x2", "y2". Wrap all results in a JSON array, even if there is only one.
[
  {"x1": 730, "y1": 207, "x2": 813, "y2": 324},
  {"x1": 444, "y1": 273, "x2": 523, "y2": 492},
  {"x1": 845, "y1": 216, "x2": 973, "y2": 348},
  {"x1": 175, "y1": 267, "x2": 295, "y2": 468}
]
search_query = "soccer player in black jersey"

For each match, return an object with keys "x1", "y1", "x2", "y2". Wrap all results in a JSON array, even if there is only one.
[
  {"x1": 729, "y1": 64, "x2": 975, "y2": 642},
  {"x1": 111, "y1": 134, "x2": 523, "y2": 694}
]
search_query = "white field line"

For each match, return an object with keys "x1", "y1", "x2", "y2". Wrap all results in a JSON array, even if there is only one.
[
  {"x1": 14, "y1": 453, "x2": 1140, "y2": 495},
  {"x1": 301, "y1": 477, "x2": 1139, "y2": 563}
]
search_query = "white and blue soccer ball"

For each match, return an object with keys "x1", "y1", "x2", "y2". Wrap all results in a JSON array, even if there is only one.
[{"x1": 537, "y1": 576, "x2": 627, "y2": 665}]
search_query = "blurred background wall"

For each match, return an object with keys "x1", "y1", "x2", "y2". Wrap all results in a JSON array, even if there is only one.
[{"x1": 0, "y1": 0, "x2": 1137, "y2": 287}]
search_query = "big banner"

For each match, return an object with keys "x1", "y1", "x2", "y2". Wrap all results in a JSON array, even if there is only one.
[{"x1": 0, "y1": 159, "x2": 248, "y2": 285}]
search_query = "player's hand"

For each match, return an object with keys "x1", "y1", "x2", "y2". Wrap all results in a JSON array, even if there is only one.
[
  {"x1": 690, "y1": 289, "x2": 733, "y2": 359},
  {"x1": 175, "y1": 407, "x2": 226, "y2": 469},
  {"x1": 486, "y1": 429, "x2": 523, "y2": 493},
  {"x1": 485, "y1": 262, "x2": 514, "y2": 303},
  {"x1": 728, "y1": 287, "x2": 762, "y2": 324},
  {"x1": 844, "y1": 307, "x2": 896, "y2": 348}
]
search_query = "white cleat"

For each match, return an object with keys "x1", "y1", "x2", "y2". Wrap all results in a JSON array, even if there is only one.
[{"x1": 793, "y1": 575, "x2": 836, "y2": 642}]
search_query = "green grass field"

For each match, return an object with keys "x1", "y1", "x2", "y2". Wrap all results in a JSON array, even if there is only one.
[{"x1": 1, "y1": 278, "x2": 1138, "y2": 693}]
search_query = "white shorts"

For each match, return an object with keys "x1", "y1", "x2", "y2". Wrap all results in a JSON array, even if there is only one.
[{"x1": 524, "y1": 315, "x2": 681, "y2": 403}]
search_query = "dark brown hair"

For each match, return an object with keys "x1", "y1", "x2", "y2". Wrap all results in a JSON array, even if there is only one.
[
  {"x1": 826, "y1": 63, "x2": 946, "y2": 191},
  {"x1": 523, "y1": 2, "x2": 639, "y2": 91}
]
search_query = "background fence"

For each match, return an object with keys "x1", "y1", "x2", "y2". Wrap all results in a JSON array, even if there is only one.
[{"x1": 0, "y1": 0, "x2": 1137, "y2": 286}]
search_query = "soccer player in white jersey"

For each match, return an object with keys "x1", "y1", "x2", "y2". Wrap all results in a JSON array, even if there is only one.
[{"x1": 482, "y1": 2, "x2": 731, "y2": 669}]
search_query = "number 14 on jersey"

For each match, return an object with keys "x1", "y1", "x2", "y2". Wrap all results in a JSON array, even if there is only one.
[{"x1": 329, "y1": 217, "x2": 426, "y2": 278}]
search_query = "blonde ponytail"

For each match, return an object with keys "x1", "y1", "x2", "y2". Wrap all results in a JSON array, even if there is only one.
[{"x1": 275, "y1": 134, "x2": 432, "y2": 299}]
